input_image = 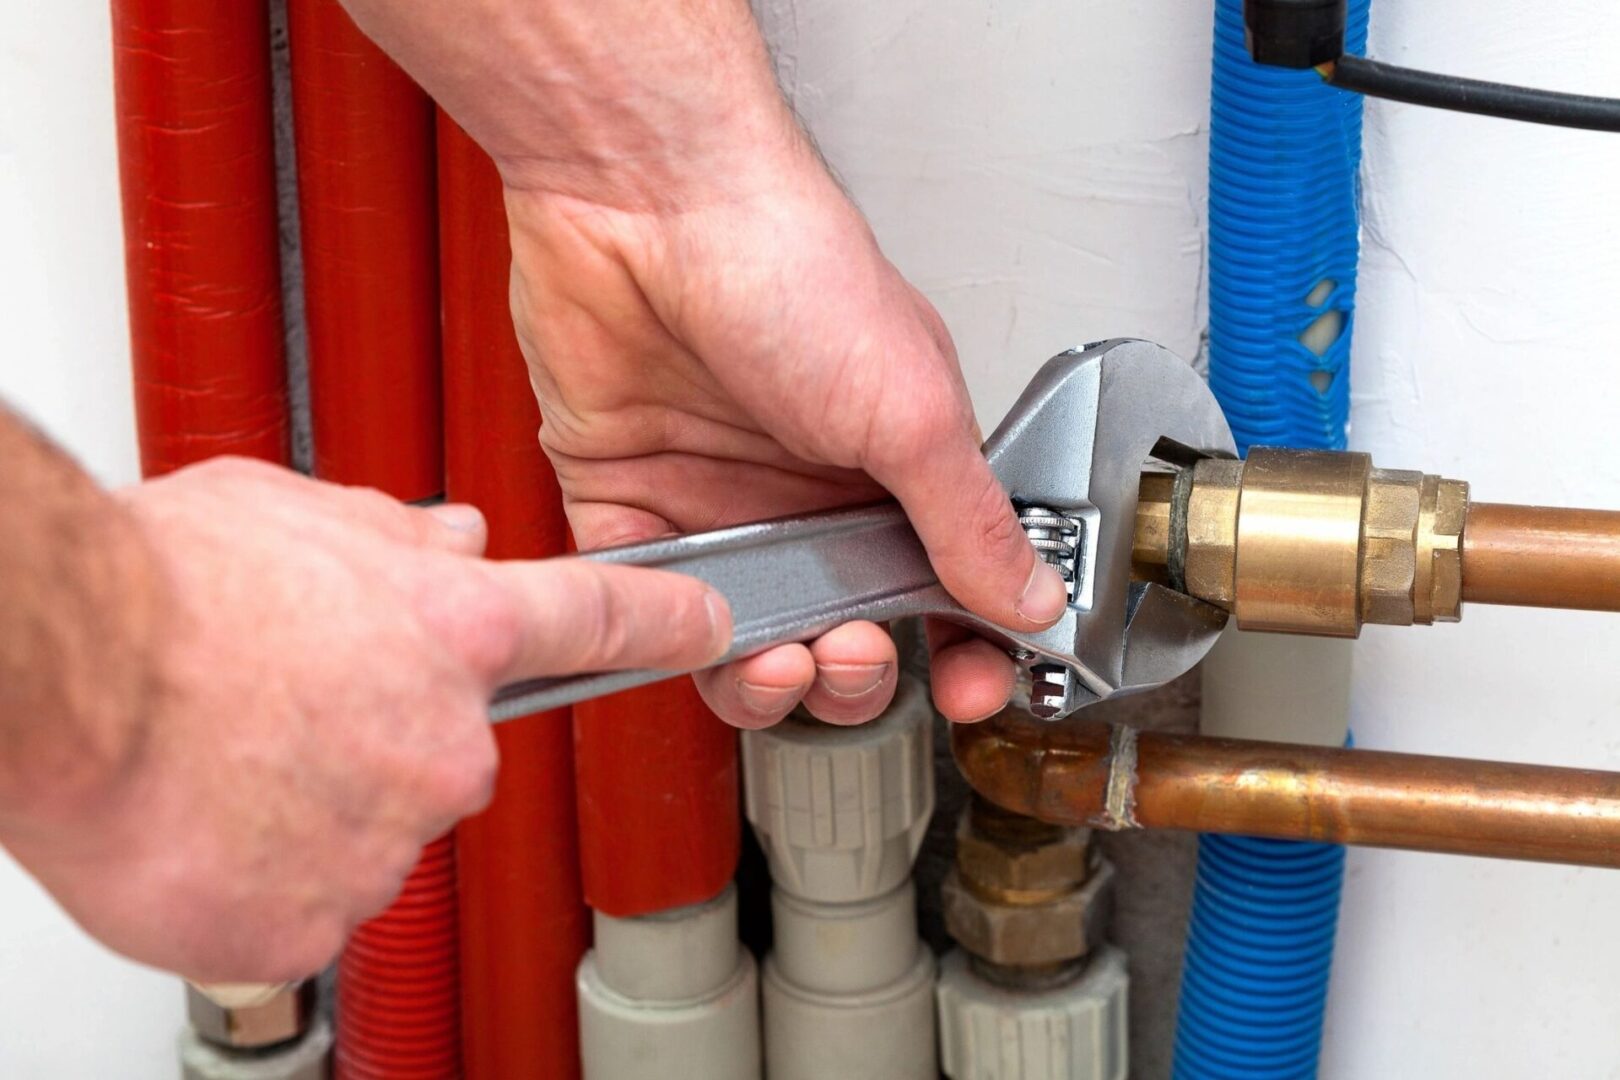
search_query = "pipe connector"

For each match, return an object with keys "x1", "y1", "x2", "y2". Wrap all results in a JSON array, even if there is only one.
[
  {"x1": 186, "y1": 981, "x2": 314, "y2": 1051},
  {"x1": 742, "y1": 677, "x2": 934, "y2": 905},
  {"x1": 942, "y1": 796, "x2": 1114, "y2": 978},
  {"x1": 1144, "y1": 448, "x2": 1467, "y2": 636}
]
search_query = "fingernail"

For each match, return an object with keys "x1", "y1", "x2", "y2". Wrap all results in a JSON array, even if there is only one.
[
  {"x1": 704, "y1": 592, "x2": 733, "y2": 659},
  {"x1": 1016, "y1": 561, "x2": 1069, "y2": 625},
  {"x1": 738, "y1": 681, "x2": 801, "y2": 717},
  {"x1": 428, "y1": 503, "x2": 486, "y2": 534},
  {"x1": 816, "y1": 662, "x2": 890, "y2": 699},
  {"x1": 957, "y1": 704, "x2": 1008, "y2": 725}
]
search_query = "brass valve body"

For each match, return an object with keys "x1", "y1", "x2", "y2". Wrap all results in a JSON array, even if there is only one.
[{"x1": 1140, "y1": 448, "x2": 1468, "y2": 637}]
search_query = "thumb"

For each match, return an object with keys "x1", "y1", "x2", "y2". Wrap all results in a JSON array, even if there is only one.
[{"x1": 866, "y1": 404, "x2": 1068, "y2": 634}]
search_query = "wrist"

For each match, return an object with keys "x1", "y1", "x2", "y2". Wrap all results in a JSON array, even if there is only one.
[
  {"x1": 0, "y1": 458, "x2": 167, "y2": 847},
  {"x1": 415, "y1": 0, "x2": 811, "y2": 210}
]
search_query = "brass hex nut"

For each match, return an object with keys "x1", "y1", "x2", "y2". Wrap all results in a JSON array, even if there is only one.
[
  {"x1": 187, "y1": 981, "x2": 314, "y2": 1051},
  {"x1": 1183, "y1": 458, "x2": 1242, "y2": 609},
  {"x1": 1360, "y1": 467, "x2": 1424, "y2": 626},
  {"x1": 955, "y1": 809, "x2": 1091, "y2": 904},
  {"x1": 942, "y1": 859, "x2": 1116, "y2": 968},
  {"x1": 1419, "y1": 477, "x2": 1467, "y2": 623}
]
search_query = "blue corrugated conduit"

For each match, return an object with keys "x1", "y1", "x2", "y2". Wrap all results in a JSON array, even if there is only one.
[{"x1": 1172, "y1": 1, "x2": 1369, "y2": 1077}]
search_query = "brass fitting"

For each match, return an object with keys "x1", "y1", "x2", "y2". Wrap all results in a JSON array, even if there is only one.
[
  {"x1": 942, "y1": 795, "x2": 1114, "y2": 974},
  {"x1": 1138, "y1": 448, "x2": 1468, "y2": 637},
  {"x1": 186, "y1": 980, "x2": 315, "y2": 1051}
]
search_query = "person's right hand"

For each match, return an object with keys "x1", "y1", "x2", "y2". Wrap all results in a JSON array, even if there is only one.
[
  {"x1": 0, "y1": 457, "x2": 730, "y2": 984},
  {"x1": 338, "y1": 0, "x2": 1070, "y2": 731}
]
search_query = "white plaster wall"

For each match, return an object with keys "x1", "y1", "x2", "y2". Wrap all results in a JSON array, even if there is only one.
[
  {"x1": 756, "y1": 0, "x2": 1214, "y2": 429},
  {"x1": 0, "y1": 4, "x2": 180, "y2": 1079},
  {"x1": 0, "y1": 2, "x2": 139, "y2": 485},
  {"x1": 764, "y1": 1, "x2": 1620, "y2": 1077},
  {"x1": 1324, "y1": 2, "x2": 1620, "y2": 1075}
]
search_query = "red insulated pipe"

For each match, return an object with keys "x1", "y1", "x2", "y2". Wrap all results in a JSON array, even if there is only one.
[
  {"x1": 111, "y1": 0, "x2": 289, "y2": 476},
  {"x1": 285, "y1": 5, "x2": 455, "y2": 1076},
  {"x1": 575, "y1": 679, "x2": 740, "y2": 917},
  {"x1": 289, "y1": 0, "x2": 442, "y2": 499},
  {"x1": 439, "y1": 116, "x2": 590, "y2": 1080}
]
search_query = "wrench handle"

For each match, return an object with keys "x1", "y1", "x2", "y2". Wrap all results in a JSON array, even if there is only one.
[{"x1": 489, "y1": 502, "x2": 954, "y2": 721}]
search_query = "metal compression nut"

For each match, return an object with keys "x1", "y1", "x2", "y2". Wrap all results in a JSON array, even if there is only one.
[
  {"x1": 186, "y1": 981, "x2": 315, "y2": 1051},
  {"x1": 954, "y1": 797, "x2": 1093, "y2": 905},
  {"x1": 942, "y1": 859, "x2": 1116, "y2": 968}
]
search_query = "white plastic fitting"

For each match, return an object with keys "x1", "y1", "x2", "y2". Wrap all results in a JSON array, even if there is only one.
[
  {"x1": 936, "y1": 946, "x2": 1130, "y2": 1080},
  {"x1": 742, "y1": 675, "x2": 934, "y2": 904},
  {"x1": 762, "y1": 882, "x2": 937, "y2": 1080},
  {"x1": 577, "y1": 885, "x2": 761, "y2": 1080},
  {"x1": 744, "y1": 675, "x2": 938, "y2": 1079}
]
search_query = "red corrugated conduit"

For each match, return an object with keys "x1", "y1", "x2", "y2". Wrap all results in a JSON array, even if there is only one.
[
  {"x1": 110, "y1": 0, "x2": 289, "y2": 476},
  {"x1": 337, "y1": 836, "x2": 461, "y2": 1080},
  {"x1": 439, "y1": 115, "x2": 591, "y2": 1080},
  {"x1": 283, "y1": 3, "x2": 457, "y2": 1077}
]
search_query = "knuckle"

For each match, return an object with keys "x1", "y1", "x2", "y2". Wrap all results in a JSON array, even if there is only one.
[
  {"x1": 566, "y1": 569, "x2": 633, "y2": 667},
  {"x1": 196, "y1": 455, "x2": 275, "y2": 484},
  {"x1": 350, "y1": 854, "x2": 412, "y2": 924},
  {"x1": 869, "y1": 401, "x2": 950, "y2": 471},
  {"x1": 425, "y1": 729, "x2": 499, "y2": 818},
  {"x1": 465, "y1": 587, "x2": 526, "y2": 676},
  {"x1": 427, "y1": 573, "x2": 525, "y2": 678},
  {"x1": 970, "y1": 475, "x2": 1025, "y2": 557},
  {"x1": 295, "y1": 918, "x2": 349, "y2": 976},
  {"x1": 350, "y1": 486, "x2": 416, "y2": 531}
]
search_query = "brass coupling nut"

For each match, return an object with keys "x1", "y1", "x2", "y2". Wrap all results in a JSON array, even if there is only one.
[
  {"x1": 186, "y1": 981, "x2": 315, "y2": 1051},
  {"x1": 942, "y1": 796, "x2": 1113, "y2": 969},
  {"x1": 1148, "y1": 448, "x2": 1468, "y2": 637}
]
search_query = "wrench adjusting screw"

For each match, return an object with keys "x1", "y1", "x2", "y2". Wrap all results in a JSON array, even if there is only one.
[{"x1": 1016, "y1": 505, "x2": 1084, "y2": 600}]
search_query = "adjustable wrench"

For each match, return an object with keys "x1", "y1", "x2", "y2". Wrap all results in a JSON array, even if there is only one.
[{"x1": 491, "y1": 339, "x2": 1236, "y2": 723}]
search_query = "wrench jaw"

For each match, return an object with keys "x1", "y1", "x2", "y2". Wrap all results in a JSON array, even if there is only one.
[{"x1": 983, "y1": 340, "x2": 1237, "y2": 721}]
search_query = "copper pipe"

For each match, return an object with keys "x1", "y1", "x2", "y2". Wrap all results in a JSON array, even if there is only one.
[
  {"x1": 1463, "y1": 502, "x2": 1620, "y2": 612},
  {"x1": 954, "y1": 717, "x2": 1620, "y2": 868}
]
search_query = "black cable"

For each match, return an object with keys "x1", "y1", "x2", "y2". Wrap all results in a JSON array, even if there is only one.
[{"x1": 1324, "y1": 55, "x2": 1620, "y2": 133}]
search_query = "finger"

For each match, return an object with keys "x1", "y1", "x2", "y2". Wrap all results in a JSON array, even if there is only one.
[
  {"x1": 694, "y1": 644, "x2": 816, "y2": 730},
  {"x1": 926, "y1": 619, "x2": 1017, "y2": 722},
  {"x1": 473, "y1": 559, "x2": 732, "y2": 685},
  {"x1": 421, "y1": 503, "x2": 490, "y2": 556},
  {"x1": 565, "y1": 500, "x2": 677, "y2": 552},
  {"x1": 325, "y1": 486, "x2": 489, "y2": 555},
  {"x1": 799, "y1": 621, "x2": 898, "y2": 726},
  {"x1": 864, "y1": 393, "x2": 1068, "y2": 635},
  {"x1": 165, "y1": 458, "x2": 490, "y2": 556}
]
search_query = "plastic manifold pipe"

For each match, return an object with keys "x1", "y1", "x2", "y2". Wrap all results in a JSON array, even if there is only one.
[
  {"x1": 1174, "y1": 1, "x2": 1369, "y2": 1077},
  {"x1": 439, "y1": 115, "x2": 592, "y2": 1080}
]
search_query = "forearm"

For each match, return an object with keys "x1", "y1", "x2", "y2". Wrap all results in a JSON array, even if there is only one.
[
  {"x1": 339, "y1": 0, "x2": 804, "y2": 206},
  {"x1": 0, "y1": 408, "x2": 161, "y2": 838}
]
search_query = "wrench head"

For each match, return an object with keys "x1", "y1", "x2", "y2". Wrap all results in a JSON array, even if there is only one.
[{"x1": 976, "y1": 339, "x2": 1235, "y2": 719}]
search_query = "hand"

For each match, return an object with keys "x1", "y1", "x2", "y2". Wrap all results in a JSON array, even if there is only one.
[
  {"x1": 0, "y1": 458, "x2": 729, "y2": 982},
  {"x1": 505, "y1": 159, "x2": 1069, "y2": 729},
  {"x1": 337, "y1": 0, "x2": 1068, "y2": 728}
]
